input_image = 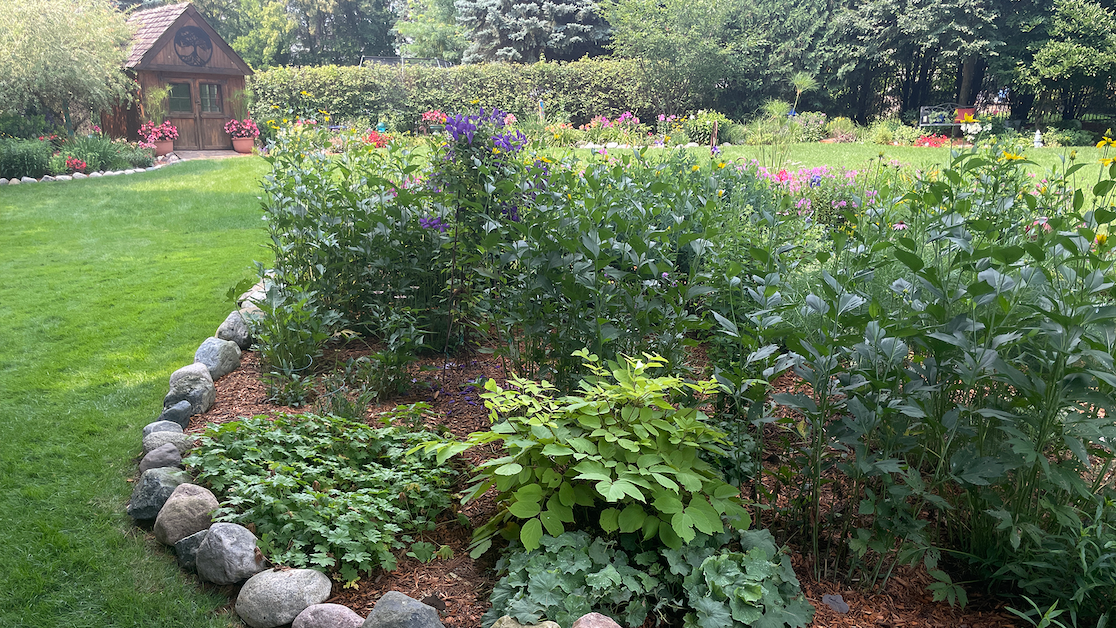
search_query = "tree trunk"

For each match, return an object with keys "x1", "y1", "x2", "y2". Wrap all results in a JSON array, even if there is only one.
[
  {"x1": 958, "y1": 56, "x2": 978, "y2": 107},
  {"x1": 855, "y1": 66, "x2": 874, "y2": 123}
]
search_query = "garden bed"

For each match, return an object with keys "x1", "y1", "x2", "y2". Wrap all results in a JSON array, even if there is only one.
[{"x1": 185, "y1": 346, "x2": 1022, "y2": 628}]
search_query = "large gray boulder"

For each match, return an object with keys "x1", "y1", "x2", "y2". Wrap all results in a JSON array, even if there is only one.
[
  {"x1": 143, "y1": 420, "x2": 183, "y2": 438},
  {"x1": 157, "y1": 400, "x2": 194, "y2": 429},
  {"x1": 153, "y1": 483, "x2": 218, "y2": 545},
  {"x1": 139, "y1": 442, "x2": 184, "y2": 474},
  {"x1": 126, "y1": 467, "x2": 190, "y2": 520},
  {"x1": 142, "y1": 430, "x2": 192, "y2": 456},
  {"x1": 217, "y1": 310, "x2": 253, "y2": 350},
  {"x1": 236, "y1": 569, "x2": 332, "y2": 628},
  {"x1": 164, "y1": 363, "x2": 215, "y2": 416},
  {"x1": 362, "y1": 591, "x2": 443, "y2": 628},
  {"x1": 196, "y1": 522, "x2": 267, "y2": 585},
  {"x1": 294, "y1": 604, "x2": 365, "y2": 628},
  {"x1": 195, "y1": 337, "x2": 242, "y2": 381},
  {"x1": 175, "y1": 529, "x2": 208, "y2": 572}
]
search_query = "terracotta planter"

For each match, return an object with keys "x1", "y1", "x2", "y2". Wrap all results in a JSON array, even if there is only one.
[
  {"x1": 231, "y1": 137, "x2": 255, "y2": 154},
  {"x1": 153, "y1": 139, "x2": 174, "y2": 156}
]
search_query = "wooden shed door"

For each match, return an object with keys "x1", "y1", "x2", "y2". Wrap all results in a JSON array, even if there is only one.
[{"x1": 166, "y1": 79, "x2": 231, "y2": 151}]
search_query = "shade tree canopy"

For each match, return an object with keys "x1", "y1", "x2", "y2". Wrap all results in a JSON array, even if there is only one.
[{"x1": 0, "y1": 0, "x2": 133, "y2": 133}]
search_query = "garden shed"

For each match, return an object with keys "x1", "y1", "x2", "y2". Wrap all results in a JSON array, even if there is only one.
[{"x1": 104, "y1": 2, "x2": 252, "y2": 150}]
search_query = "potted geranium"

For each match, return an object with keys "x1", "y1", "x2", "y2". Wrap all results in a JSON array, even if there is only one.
[
  {"x1": 421, "y1": 110, "x2": 447, "y2": 134},
  {"x1": 224, "y1": 118, "x2": 260, "y2": 153},
  {"x1": 140, "y1": 120, "x2": 178, "y2": 156}
]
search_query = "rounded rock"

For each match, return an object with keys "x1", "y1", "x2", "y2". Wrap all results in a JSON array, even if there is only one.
[
  {"x1": 164, "y1": 362, "x2": 215, "y2": 416},
  {"x1": 294, "y1": 604, "x2": 365, "y2": 628},
  {"x1": 138, "y1": 442, "x2": 184, "y2": 474},
  {"x1": 143, "y1": 420, "x2": 184, "y2": 438},
  {"x1": 127, "y1": 467, "x2": 190, "y2": 520},
  {"x1": 236, "y1": 569, "x2": 332, "y2": 628},
  {"x1": 216, "y1": 310, "x2": 253, "y2": 350},
  {"x1": 142, "y1": 430, "x2": 192, "y2": 455},
  {"x1": 154, "y1": 483, "x2": 218, "y2": 545},
  {"x1": 196, "y1": 522, "x2": 267, "y2": 585},
  {"x1": 361, "y1": 591, "x2": 443, "y2": 628},
  {"x1": 175, "y1": 529, "x2": 209, "y2": 572},
  {"x1": 194, "y1": 336, "x2": 242, "y2": 381}
]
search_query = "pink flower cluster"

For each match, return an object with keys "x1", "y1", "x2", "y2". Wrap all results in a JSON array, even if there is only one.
[
  {"x1": 140, "y1": 120, "x2": 178, "y2": 142},
  {"x1": 421, "y1": 110, "x2": 447, "y2": 124},
  {"x1": 224, "y1": 118, "x2": 260, "y2": 139}
]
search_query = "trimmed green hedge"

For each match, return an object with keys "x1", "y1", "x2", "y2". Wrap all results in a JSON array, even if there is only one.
[{"x1": 248, "y1": 59, "x2": 679, "y2": 131}]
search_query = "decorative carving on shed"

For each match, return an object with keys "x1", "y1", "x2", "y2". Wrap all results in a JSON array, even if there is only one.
[{"x1": 174, "y1": 26, "x2": 213, "y2": 67}]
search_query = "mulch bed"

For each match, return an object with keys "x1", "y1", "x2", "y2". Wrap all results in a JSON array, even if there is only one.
[{"x1": 185, "y1": 346, "x2": 1021, "y2": 628}]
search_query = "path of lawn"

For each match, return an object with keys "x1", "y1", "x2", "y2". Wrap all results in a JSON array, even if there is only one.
[{"x1": 0, "y1": 158, "x2": 270, "y2": 628}]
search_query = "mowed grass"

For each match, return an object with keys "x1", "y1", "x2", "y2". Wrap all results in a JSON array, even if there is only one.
[{"x1": 0, "y1": 157, "x2": 270, "y2": 628}]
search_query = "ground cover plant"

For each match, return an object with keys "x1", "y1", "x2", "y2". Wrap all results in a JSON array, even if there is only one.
[
  {"x1": 0, "y1": 157, "x2": 271, "y2": 627},
  {"x1": 251, "y1": 113, "x2": 1116, "y2": 627},
  {"x1": 190, "y1": 409, "x2": 458, "y2": 585}
]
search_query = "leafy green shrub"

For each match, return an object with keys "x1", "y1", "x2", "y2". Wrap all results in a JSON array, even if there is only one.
[
  {"x1": 417, "y1": 351, "x2": 753, "y2": 556},
  {"x1": 190, "y1": 412, "x2": 457, "y2": 585},
  {"x1": 0, "y1": 138, "x2": 52, "y2": 178},
  {"x1": 867, "y1": 118, "x2": 920, "y2": 145},
  {"x1": 684, "y1": 110, "x2": 733, "y2": 145},
  {"x1": 485, "y1": 529, "x2": 814, "y2": 628},
  {"x1": 667, "y1": 529, "x2": 814, "y2": 628},
  {"x1": 63, "y1": 135, "x2": 117, "y2": 171},
  {"x1": 0, "y1": 112, "x2": 64, "y2": 139},
  {"x1": 722, "y1": 123, "x2": 749, "y2": 145},
  {"x1": 825, "y1": 116, "x2": 859, "y2": 141},
  {"x1": 1043, "y1": 127, "x2": 1096, "y2": 146},
  {"x1": 249, "y1": 282, "x2": 337, "y2": 374},
  {"x1": 790, "y1": 112, "x2": 828, "y2": 142},
  {"x1": 111, "y1": 140, "x2": 155, "y2": 169},
  {"x1": 485, "y1": 531, "x2": 669, "y2": 628},
  {"x1": 249, "y1": 58, "x2": 659, "y2": 131}
]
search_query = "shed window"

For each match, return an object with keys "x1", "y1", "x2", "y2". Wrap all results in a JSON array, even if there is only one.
[
  {"x1": 200, "y1": 83, "x2": 221, "y2": 113},
  {"x1": 168, "y1": 83, "x2": 192, "y2": 113}
]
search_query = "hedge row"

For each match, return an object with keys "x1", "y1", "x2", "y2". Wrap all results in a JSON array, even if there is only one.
[{"x1": 248, "y1": 59, "x2": 697, "y2": 130}]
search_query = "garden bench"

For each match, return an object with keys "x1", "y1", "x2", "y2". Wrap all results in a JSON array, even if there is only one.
[{"x1": 918, "y1": 103, "x2": 975, "y2": 128}]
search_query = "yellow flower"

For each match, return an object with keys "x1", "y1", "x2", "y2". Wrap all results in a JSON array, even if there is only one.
[
  {"x1": 1102, "y1": 157, "x2": 1115, "y2": 167},
  {"x1": 1097, "y1": 139, "x2": 1109, "y2": 148},
  {"x1": 691, "y1": 165, "x2": 700, "y2": 172},
  {"x1": 717, "y1": 189, "x2": 724, "y2": 197},
  {"x1": 1097, "y1": 233, "x2": 1108, "y2": 246},
  {"x1": 664, "y1": 135, "x2": 671, "y2": 142},
  {"x1": 283, "y1": 118, "x2": 289, "y2": 123},
  {"x1": 717, "y1": 161, "x2": 726, "y2": 169},
  {"x1": 1002, "y1": 151, "x2": 1024, "y2": 161},
  {"x1": 961, "y1": 113, "x2": 977, "y2": 123},
  {"x1": 300, "y1": 91, "x2": 309, "y2": 96},
  {"x1": 470, "y1": 99, "x2": 479, "y2": 104}
]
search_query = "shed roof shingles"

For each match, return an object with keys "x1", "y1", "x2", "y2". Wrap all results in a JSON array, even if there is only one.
[{"x1": 124, "y1": 2, "x2": 190, "y2": 68}]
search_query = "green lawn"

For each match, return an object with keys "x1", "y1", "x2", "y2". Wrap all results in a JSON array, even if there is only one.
[{"x1": 0, "y1": 157, "x2": 270, "y2": 628}]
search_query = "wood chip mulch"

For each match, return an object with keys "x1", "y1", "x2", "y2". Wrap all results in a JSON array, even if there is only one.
[{"x1": 185, "y1": 344, "x2": 1021, "y2": 628}]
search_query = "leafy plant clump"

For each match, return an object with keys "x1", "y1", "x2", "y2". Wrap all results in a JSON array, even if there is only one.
[
  {"x1": 189, "y1": 412, "x2": 457, "y2": 585},
  {"x1": 417, "y1": 351, "x2": 753, "y2": 557},
  {"x1": 485, "y1": 529, "x2": 813, "y2": 628}
]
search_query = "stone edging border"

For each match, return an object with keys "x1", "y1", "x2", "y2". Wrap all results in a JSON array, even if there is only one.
[
  {"x1": 123, "y1": 283, "x2": 462, "y2": 628},
  {"x1": 0, "y1": 154, "x2": 184, "y2": 186}
]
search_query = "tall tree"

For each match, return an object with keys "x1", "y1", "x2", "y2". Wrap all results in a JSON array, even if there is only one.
[
  {"x1": 602, "y1": 0, "x2": 828, "y2": 117},
  {"x1": 456, "y1": 0, "x2": 610, "y2": 63},
  {"x1": 0, "y1": 0, "x2": 133, "y2": 133},
  {"x1": 1017, "y1": 0, "x2": 1116, "y2": 119},
  {"x1": 396, "y1": 0, "x2": 467, "y2": 61}
]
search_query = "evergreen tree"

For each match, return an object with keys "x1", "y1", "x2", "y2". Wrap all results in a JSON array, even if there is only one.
[
  {"x1": 396, "y1": 0, "x2": 468, "y2": 62},
  {"x1": 456, "y1": 0, "x2": 610, "y2": 63}
]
